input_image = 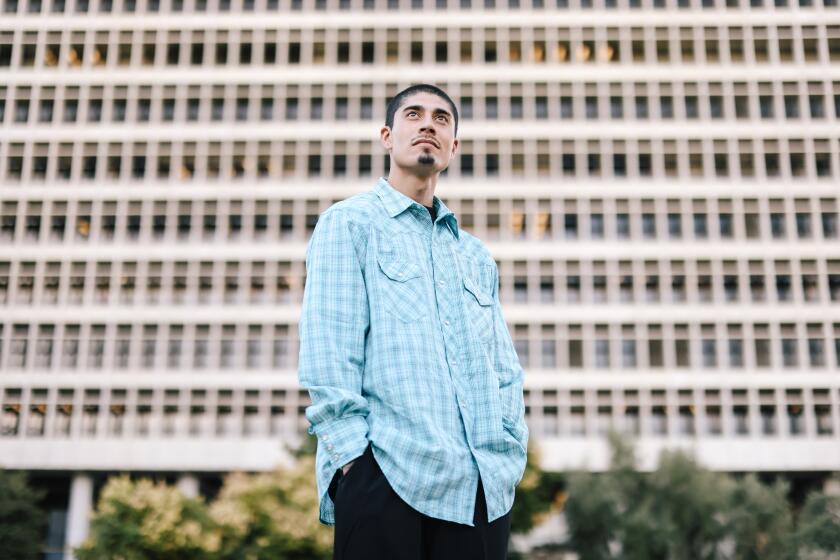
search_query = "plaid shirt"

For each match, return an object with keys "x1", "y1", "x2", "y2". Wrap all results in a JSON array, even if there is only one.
[{"x1": 298, "y1": 177, "x2": 528, "y2": 527}]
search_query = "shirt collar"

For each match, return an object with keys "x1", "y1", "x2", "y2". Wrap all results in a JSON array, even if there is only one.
[{"x1": 374, "y1": 177, "x2": 460, "y2": 240}]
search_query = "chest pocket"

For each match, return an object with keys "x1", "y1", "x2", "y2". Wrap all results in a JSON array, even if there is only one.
[
  {"x1": 462, "y1": 260, "x2": 496, "y2": 343},
  {"x1": 376, "y1": 242, "x2": 427, "y2": 323}
]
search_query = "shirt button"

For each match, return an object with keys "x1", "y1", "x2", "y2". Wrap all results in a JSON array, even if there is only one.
[
  {"x1": 450, "y1": 358, "x2": 457, "y2": 365},
  {"x1": 443, "y1": 320, "x2": 450, "y2": 326},
  {"x1": 438, "y1": 280, "x2": 445, "y2": 287}
]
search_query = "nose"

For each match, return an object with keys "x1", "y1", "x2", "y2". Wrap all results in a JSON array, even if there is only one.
[{"x1": 419, "y1": 114, "x2": 437, "y2": 133}]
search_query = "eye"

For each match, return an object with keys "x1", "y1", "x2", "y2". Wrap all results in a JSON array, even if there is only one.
[{"x1": 407, "y1": 110, "x2": 418, "y2": 117}]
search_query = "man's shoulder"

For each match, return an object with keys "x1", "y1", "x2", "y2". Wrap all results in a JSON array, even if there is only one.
[
  {"x1": 310, "y1": 192, "x2": 380, "y2": 257},
  {"x1": 321, "y1": 191, "x2": 380, "y2": 225}
]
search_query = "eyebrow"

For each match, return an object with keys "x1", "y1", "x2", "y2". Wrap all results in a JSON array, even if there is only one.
[{"x1": 402, "y1": 105, "x2": 452, "y2": 119}]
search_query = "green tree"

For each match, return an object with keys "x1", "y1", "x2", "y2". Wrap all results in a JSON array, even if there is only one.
[
  {"x1": 74, "y1": 450, "x2": 332, "y2": 560},
  {"x1": 726, "y1": 474, "x2": 795, "y2": 560},
  {"x1": 564, "y1": 436, "x2": 721, "y2": 560},
  {"x1": 792, "y1": 488, "x2": 840, "y2": 559},
  {"x1": 74, "y1": 475, "x2": 217, "y2": 560},
  {"x1": 563, "y1": 469, "x2": 620, "y2": 560},
  {"x1": 209, "y1": 454, "x2": 332, "y2": 560},
  {"x1": 562, "y1": 432, "x2": 810, "y2": 560},
  {"x1": 510, "y1": 443, "x2": 566, "y2": 535},
  {"x1": 632, "y1": 451, "x2": 730, "y2": 560},
  {"x1": 0, "y1": 469, "x2": 48, "y2": 560}
]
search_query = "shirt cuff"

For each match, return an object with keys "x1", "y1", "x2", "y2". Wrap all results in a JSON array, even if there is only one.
[{"x1": 309, "y1": 414, "x2": 369, "y2": 471}]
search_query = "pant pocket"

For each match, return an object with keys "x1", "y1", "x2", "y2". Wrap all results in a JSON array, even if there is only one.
[{"x1": 335, "y1": 443, "x2": 371, "y2": 501}]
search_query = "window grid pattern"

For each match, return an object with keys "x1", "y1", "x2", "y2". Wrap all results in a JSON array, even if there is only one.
[
  {"x1": 1, "y1": 25, "x2": 840, "y2": 69},
  {"x1": 1, "y1": 9, "x2": 840, "y2": 451},
  {"x1": 2, "y1": 385, "x2": 838, "y2": 441},
  {"x1": 1, "y1": 0, "x2": 838, "y2": 12}
]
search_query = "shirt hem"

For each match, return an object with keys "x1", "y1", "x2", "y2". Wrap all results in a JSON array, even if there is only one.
[{"x1": 372, "y1": 445, "x2": 479, "y2": 527}]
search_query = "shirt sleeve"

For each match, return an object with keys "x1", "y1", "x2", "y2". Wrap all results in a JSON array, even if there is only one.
[
  {"x1": 298, "y1": 208, "x2": 371, "y2": 472},
  {"x1": 490, "y1": 262, "x2": 529, "y2": 452}
]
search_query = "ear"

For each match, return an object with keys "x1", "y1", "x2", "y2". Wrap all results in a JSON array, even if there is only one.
[
  {"x1": 450, "y1": 137, "x2": 459, "y2": 157},
  {"x1": 380, "y1": 126, "x2": 392, "y2": 152}
]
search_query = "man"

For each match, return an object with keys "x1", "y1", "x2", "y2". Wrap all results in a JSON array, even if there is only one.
[{"x1": 298, "y1": 83, "x2": 528, "y2": 560}]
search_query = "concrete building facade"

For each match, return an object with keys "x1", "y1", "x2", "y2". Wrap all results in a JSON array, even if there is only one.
[{"x1": 1, "y1": 0, "x2": 839, "y2": 556}]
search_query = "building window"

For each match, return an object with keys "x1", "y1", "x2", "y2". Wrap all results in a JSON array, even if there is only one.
[
  {"x1": 702, "y1": 339, "x2": 717, "y2": 367},
  {"x1": 667, "y1": 213, "x2": 682, "y2": 238},
  {"x1": 595, "y1": 339, "x2": 610, "y2": 368}
]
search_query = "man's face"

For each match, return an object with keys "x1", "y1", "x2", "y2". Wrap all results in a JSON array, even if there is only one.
[{"x1": 381, "y1": 91, "x2": 459, "y2": 178}]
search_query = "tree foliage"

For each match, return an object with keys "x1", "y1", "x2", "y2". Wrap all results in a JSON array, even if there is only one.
[
  {"x1": 74, "y1": 476, "x2": 217, "y2": 560},
  {"x1": 0, "y1": 469, "x2": 47, "y2": 560},
  {"x1": 511, "y1": 443, "x2": 566, "y2": 534},
  {"x1": 725, "y1": 474, "x2": 794, "y2": 560},
  {"x1": 209, "y1": 455, "x2": 331, "y2": 559},
  {"x1": 792, "y1": 488, "x2": 840, "y2": 559},
  {"x1": 562, "y1": 433, "x2": 837, "y2": 560},
  {"x1": 75, "y1": 454, "x2": 331, "y2": 560}
]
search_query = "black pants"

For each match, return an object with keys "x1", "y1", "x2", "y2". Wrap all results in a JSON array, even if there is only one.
[{"x1": 328, "y1": 443, "x2": 512, "y2": 560}]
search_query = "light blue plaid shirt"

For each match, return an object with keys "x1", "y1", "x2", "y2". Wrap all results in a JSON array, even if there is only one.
[{"x1": 298, "y1": 177, "x2": 528, "y2": 527}]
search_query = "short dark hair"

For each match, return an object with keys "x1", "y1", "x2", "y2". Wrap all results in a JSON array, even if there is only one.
[{"x1": 385, "y1": 84, "x2": 459, "y2": 137}]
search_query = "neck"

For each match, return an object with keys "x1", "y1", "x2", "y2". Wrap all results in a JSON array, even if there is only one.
[{"x1": 386, "y1": 168, "x2": 437, "y2": 207}]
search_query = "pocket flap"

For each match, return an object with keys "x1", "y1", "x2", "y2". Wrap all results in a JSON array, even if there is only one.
[
  {"x1": 463, "y1": 275, "x2": 494, "y2": 306},
  {"x1": 377, "y1": 256, "x2": 422, "y2": 282}
]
